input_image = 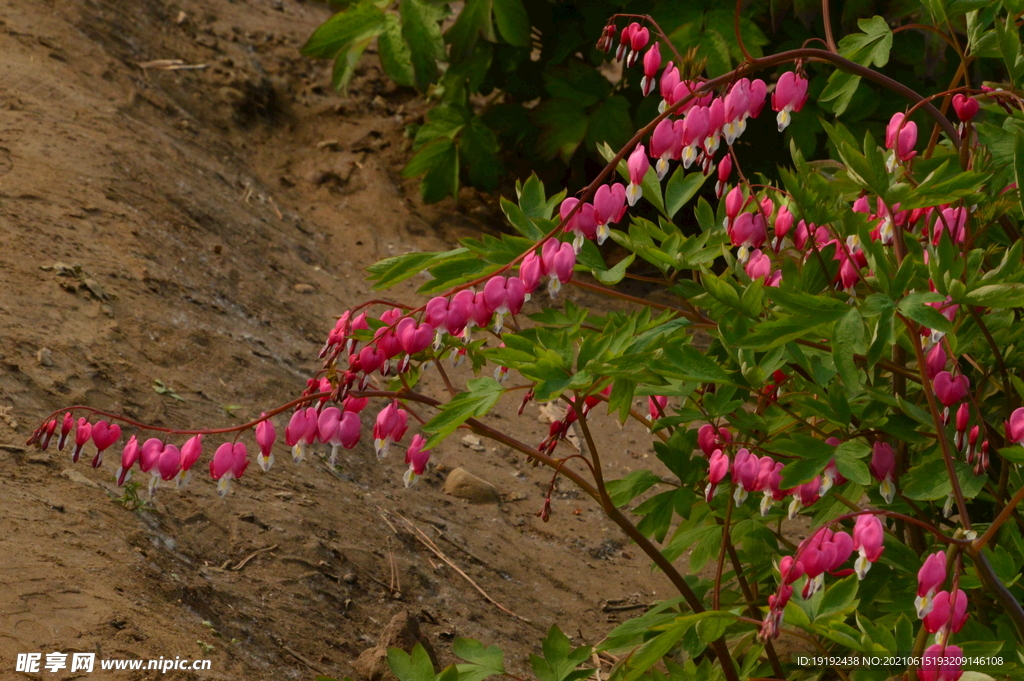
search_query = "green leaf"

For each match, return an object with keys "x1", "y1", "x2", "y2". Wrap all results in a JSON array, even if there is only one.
[
  {"x1": 492, "y1": 0, "x2": 530, "y2": 47},
  {"x1": 839, "y1": 15, "x2": 893, "y2": 67},
  {"x1": 421, "y1": 378, "x2": 503, "y2": 448},
  {"x1": 518, "y1": 173, "x2": 549, "y2": 218},
  {"x1": 818, "y1": 73, "x2": 861, "y2": 116},
  {"x1": 460, "y1": 117, "x2": 501, "y2": 191},
  {"x1": 367, "y1": 250, "x2": 460, "y2": 289},
  {"x1": 817, "y1": 575, "x2": 859, "y2": 618},
  {"x1": 898, "y1": 292, "x2": 952, "y2": 333},
  {"x1": 531, "y1": 626, "x2": 593, "y2": 681},
  {"x1": 665, "y1": 169, "x2": 708, "y2": 219},
  {"x1": 1015, "y1": 128, "x2": 1024, "y2": 218},
  {"x1": 400, "y1": 0, "x2": 445, "y2": 90},
  {"x1": 662, "y1": 345, "x2": 733, "y2": 384},
  {"x1": 833, "y1": 307, "x2": 865, "y2": 393},
  {"x1": 445, "y1": 0, "x2": 494, "y2": 62},
  {"x1": 453, "y1": 638, "x2": 505, "y2": 681},
  {"x1": 593, "y1": 254, "x2": 634, "y2": 285},
  {"x1": 419, "y1": 138, "x2": 460, "y2": 203},
  {"x1": 388, "y1": 644, "x2": 436, "y2": 681},
  {"x1": 532, "y1": 99, "x2": 588, "y2": 163},
  {"x1": 332, "y1": 36, "x2": 376, "y2": 92},
  {"x1": 378, "y1": 13, "x2": 415, "y2": 87},
  {"x1": 965, "y1": 283, "x2": 1024, "y2": 308},
  {"x1": 606, "y1": 470, "x2": 663, "y2": 508},
  {"x1": 585, "y1": 96, "x2": 632, "y2": 153},
  {"x1": 302, "y1": 1, "x2": 387, "y2": 59}
]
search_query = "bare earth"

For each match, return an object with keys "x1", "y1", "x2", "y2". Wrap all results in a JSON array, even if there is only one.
[{"x1": 0, "y1": 0, "x2": 682, "y2": 679}]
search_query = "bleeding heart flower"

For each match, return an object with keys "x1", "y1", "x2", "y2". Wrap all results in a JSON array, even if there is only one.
[
  {"x1": 403, "y1": 434, "x2": 432, "y2": 487},
  {"x1": 951, "y1": 94, "x2": 979, "y2": 122},
  {"x1": 852, "y1": 513, "x2": 885, "y2": 578},
  {"x1": 916, "y1": 551, "x2": 947, "y2": 618},
  {"x1": 640, "y1": 43, "x2": 660, "y2": 96},
  {"x1": 933, "y1": 371, "x2": 970, "y2": 408},
  {"x1": 116, "y1": 436, "x2": 140, "y2": 487},
  {"x1": 772, "y1": 71, "x2": 808, "y2": 131},
  {"x1": 919, "y1": 644, "x2": 964, "y2": 681},
  {"x1": 89, "y1": 420, "x2": 122, "y2": 469},
  {"x1": 255, "y1": 414, "x2": 276, "y2": 472},
  {"x1": 923, "y1": 589, "x2": 968, "y2": 635},
  {"x1": 626, "y1": 144, "x2": 649, "y2": 206},
  {"x1": 72, "y1": 418, "x2": 92, "y2": 464}
]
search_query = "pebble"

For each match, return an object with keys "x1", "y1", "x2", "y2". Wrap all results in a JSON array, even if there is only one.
[{"x1": 442, "y1": 468, "x2": 500, "y2": 504}]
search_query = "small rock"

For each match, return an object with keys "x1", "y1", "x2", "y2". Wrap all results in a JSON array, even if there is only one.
[
  {"x1": 62, "y1": 469, "x2": 100, "y2": 489},
  {"x1": 443, "y1": 468, "x2": 500, "y2": 504},
  {"x1": 354, "y1": 611, "x2": 438, "y2": 681},
  {"x1": 36, "y1": 347, "x2": 54, "y2": 367},
  {"x1": 504, "y1": 491, "x2": 527, "y2": 502},
  {"x1": 460, "y1": 434, "x2": 485, "y2": 452},
  {"x1": 343, "y1": 573, "x2": 358, "y2": 584},
  {"x1": 293, "y1": 283, "x2": 315, "y2": 294}
]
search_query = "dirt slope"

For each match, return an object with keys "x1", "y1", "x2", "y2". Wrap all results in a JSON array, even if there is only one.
[{"x1": 0, "y1": 1, "x2": 678, "y2": 680}]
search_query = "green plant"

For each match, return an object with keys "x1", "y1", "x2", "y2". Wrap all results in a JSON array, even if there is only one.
[
  {"x1": 30, "y1": 1, "x2": 1024, "y2": 680},
  {"x1": 302, "y1": 0, "x2": 987, "y2": 204}
]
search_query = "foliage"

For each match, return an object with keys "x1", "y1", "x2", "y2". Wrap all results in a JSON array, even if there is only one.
[
  {"x1": 303, "y1": 0, "x2": 990, "y2": 202},
  {"x1": 29, "y1": 2, "x2": 1024, "y2": 681}
]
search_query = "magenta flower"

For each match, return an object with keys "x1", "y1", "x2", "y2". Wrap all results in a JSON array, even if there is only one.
[
  {"x1": 870, "y1": 442, "x2": 896, "y2": 504},
  {"x1": 626, "y1": 144, "x2": 649, "y2": 206},
  {"x1": 705, "y1": 449, "x2": 730, "y2": 501},
  {"x1": 757, "y1": 459, "x2": 788, "y2": 515},
  {"x1": 715, "y1": 155, "x2": 733, "y2": 198},
  {"x1": 627, "y1": 26, "x2": 649, "y2": 67},
  {"x1": 374, "y1": 401, "x2": 409, "y2": 459},
  {"x1": 178, "y1": 434, "x2": 203, "y2": 488},
  {"x1": 697, "y1": 424, "x2": 732, "y2": 457},
  {"x1": 933, "y1": 371, "x2": 970, "y2": 408},
  {"x1": 745, "y1": 249, "x2": 772, "y2": 281},
  {"x1": 732, "y1": 448, "x2": 760, "y2": 506},
  {"x1": 886, "y1": 112, "x2": 918, "y2": 165},
  {"x1": 923, "y1": 589, "x2": 968, "y2": 635},
  {"x1": 647, "y1": 395, "x2": 667, "y2": 422},
  {"x1": 779, "y1": 556, "x2": 805, "y2": 585},
  {"x1": 593, "y1": 183, "x2": 627, "y2": 244},
  {"x1": 722, "y1": 79, "x2": 751, "y2": 144},
  {"x1": 932, "y1": 206, "x2": 967, "y2": 245},
  {"x1": 650, "y1": 119, "x2": 680, "y2": 179},
  {"x1": 1007, "y1": 407, "x2": 1024, "y2": 445},
  {"x1": 852, "y1": 514, "x2": 885, "y2": 578},
  {"x1": 788, "y1": 477, "x2": 821, "y2": 518},
  {"x1": 724, "y1": 185, "x2": 745, "y2": 227},
  {"x1": 951, "y1": 94, "x2": 979, "y2": 122},
  {"x1": 116, "y1": 436, "x2": 140, "y2": 487},
  {"x1": 56, "y1": 412, "x2": 74, "y2": 452},
  {"x1": 916, "y1": 551, "x2": 947, "y2": 617},
  {"x1": 919, "y1": 644, "x2": 964, "y2": 681},
  {"x1": 659, "y1": 62, "x2": 680, "y2": 107},
  {"x1": 681, "y1": 106, "x2": 710, "y2": 167},
  {"x1": 729, "y1": 212, "x2": 768, "y2": 262},
  {"x1": 209, "y1": 442, "x2": 248, "y2": 496},
  {"x1": 640, "y1": 43, "x2": 661, "y2": 96},
  {"x1": 403, "y1": 434, "x2": 432, "y2": 487},
  {"x1": 925, "y1": 342, "x2": 948, "y2": 379},
  {"x1": 771, "y1": 71, "x2": 808, "y2": 131},
  {"x1": 89, "y1": 420, "x2": 122, "y2": 469},
  {"x1": 540, "y1": 239, "x2": 576, "y2": 298},
  {"x1": 519, "y1": 252, "x2": 542, "y2": 294},
  {"x1": 72, "y1": 417, "x2": 92, "y2": 464},
  {"x1": 704, "y1": 98, "x2": 725, "y2": 155},
  {"x1": 156, "y1": 443, "x2": 181, "y2": 484},
  {"x1": 255, "y1": 414, "x2": 276, "y2": 472}
]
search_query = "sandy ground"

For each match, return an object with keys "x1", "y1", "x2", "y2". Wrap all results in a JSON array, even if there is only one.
[{"x1": 0, "y1": 1, "x2": 691, "y2": 679}]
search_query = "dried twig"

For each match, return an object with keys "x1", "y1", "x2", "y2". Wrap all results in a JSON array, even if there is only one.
[
  {"x1": 231, "y1": 544, "x2": 278, "y2": 571},
  {"x1": 279, "y1": 643, "x2": 325, "y2": 675},
  {"x1": 136, "y1": 59, "x2": 208, "y2": 71},
  {"x1": 384, "y1": 510, "x2": 530, "y2": 623}
]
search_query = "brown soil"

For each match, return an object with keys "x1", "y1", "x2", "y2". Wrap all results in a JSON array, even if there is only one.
[{"x1": 0, "y1": 1, "x2": 681, "y2": 680}]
